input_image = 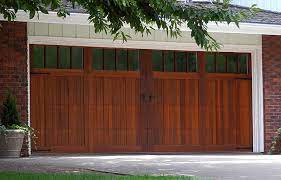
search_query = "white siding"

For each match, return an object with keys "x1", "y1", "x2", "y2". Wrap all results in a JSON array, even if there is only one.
[
  {"x1": 231, "y1": 0, "x2": 281, "y2": 12},
  {"x1": 28, "y1": 22, "x2": 262, "y2": 46}
]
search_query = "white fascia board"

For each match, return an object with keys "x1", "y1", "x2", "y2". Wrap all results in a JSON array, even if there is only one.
[{"x1": 1, "y1": 10, "x2": 281, "y2": 35}]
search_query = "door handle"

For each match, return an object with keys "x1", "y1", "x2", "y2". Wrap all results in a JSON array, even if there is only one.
[
  {"x1": 148, "y1": 95, "x2": 155, "y2": 102},
  {"x1": 141, "y1": 93, "x2": 148, "y2": 102},
  {"x1": 141, "y1": 94, "x2": 155, "y2": 103}
]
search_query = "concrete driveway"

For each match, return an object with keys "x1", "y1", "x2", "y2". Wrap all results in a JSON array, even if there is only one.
[{"x1": 1, "y1": 153, "x2": 281, "y2": 180}]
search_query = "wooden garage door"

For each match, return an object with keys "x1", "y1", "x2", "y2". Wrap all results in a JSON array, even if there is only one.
[
  {"x1": 30, "y1": 45, "x2": 252, "y2": 152},
  {"x1": 141, "y1": 50, "x2": 252, "y2": 152}
]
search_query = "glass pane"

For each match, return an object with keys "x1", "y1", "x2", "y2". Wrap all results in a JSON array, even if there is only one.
[
  {"x1": 32, "y1": 46, "x2": 44, "y2": 68},
  {"x1": 116, "y1": 49, "x2": 128, "y2": 71},
  {"x1": 175, "y1": 52, "x2": 187, "y2": 72},
  {"x1": 216, "y1": 54, "x2": 226, "y2": 73},
  {"x1": 152, "y1": 50, "x2": 163, "y2": 71},
  {"x1": 128, "y1": 50, "x2": 139, "y2": 71},
  {"x1": 59, "y1": 47, "x2": 70, "y2": 69},
  {"x1": 205, "y1": 53, "x2": 215, "y2": 73},
  {"x1": 72, "y1": 47, "x2": 83, "y2": 69},
  {"x1": 227, "y1": 54, "x2": 237, "y2": 73},
  {"x1": 239, "y1": 54, "x2": 248, "y2": 74},
  {"x1": 164, "y1": 51, "x2": 174, "y2": 72},
  {"x1": 45, "y1": 46, "x2": 57, "y2": 68},
  {"x1": 104, "y1": 49, "x2": 115, "y2": 70},
  {"x1": 188, "y1": 52, "x2": 197, "y2": 72},
  {"x1": 92, "y1": 48, "x2": 103, "y2": 70}
]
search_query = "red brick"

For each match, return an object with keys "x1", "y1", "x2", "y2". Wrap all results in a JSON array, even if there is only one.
[
  {"x1": 0, "y1": 21, "x2": 28, "y2": 156},
  {"x1": 263, "y1": 35, "x2": 281, "y2": 152}
]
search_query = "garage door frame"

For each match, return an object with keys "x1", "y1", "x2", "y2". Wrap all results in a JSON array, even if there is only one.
[{"x1": 27, "y1": 36, "x2": 264, "y2": 153}]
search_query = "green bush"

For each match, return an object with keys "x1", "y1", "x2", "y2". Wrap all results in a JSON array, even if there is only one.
[
  {"x1": 0, "y1": 90, "x2": 21, "y2": 127},
  {"x1": 269, "y1": 128, "x2": 281, "y2": 155}
]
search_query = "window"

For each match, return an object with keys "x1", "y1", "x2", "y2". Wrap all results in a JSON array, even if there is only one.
[
  {"x1": 216, "y1": 54, "x2": 226, "y2": 73},
  {"x1": 128, "y1": 50, "x2": 139, "y2": 71},
  {"x1": 188, "y1": 53, "x2": 197, "y2": 72},
  {"x1": 104, "y1": 49, "x2": 115, "y2": 70},
  {"x1": 72, "y1": 47, "x2": 84, "y2": 69},
  {"x1": 206, "y1": 53, "x2": 215, "y2": 73},
  {"x1": 164, "y1": 51, "x2": 174, "y2": 72},
  {"x1": 59, "y1": 47, "x2": 71, "y2": 69},
  {"x1": 116, "y1": 49, "x2": 128, "y2": 70},
  {"x1": 238, "y1": 54, "x2": 249, "y2": 74},
  {"x1": 92, "y1": 48, "x2": 103, "y2": 70},
  {"x1": 227, "y1": 55, "x2": 237, "y2": 73},
  {"x1": 152, "y1": 50, "x2": 163, "y2": 71},
  {"x1": 45, "y1": 46, "x2": 57, "y2": 68},
  {"x1": 205, "y1": 53, "x2": 250, "y2": 74},
  {"x1": 31, "y1": 45, "x2": 83, "y2": 69},
  {"x1": 175, "y1": 52, "x2": 187, "y2": 72},
  {"x1": 92, "y1": 48, "x2": 139, "y2": 71},
  {"x1": 32, "y1": 46, "x2": 44, "y2": 68},
  {"x1": 152, "y1": 50, "x2": 198, "y2": 72}
]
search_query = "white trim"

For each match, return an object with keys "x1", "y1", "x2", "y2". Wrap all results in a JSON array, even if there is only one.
[
  {"x1": 251, "y1": 47, "x2": 264, "y2": 153},
  {"x1": 29, "y1": 36, "x2": 258, "y2": 52},
  {"x1": 28, "y1": 36, "x2": 265, "y2": 153},
  {"x1": 1, "y1": 11, "x2": 281, "y2": 35},
  {"x1": 27, "y1": 40, "x2": 31, "y2": 156}
]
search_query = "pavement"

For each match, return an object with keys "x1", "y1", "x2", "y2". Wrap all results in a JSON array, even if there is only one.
[{"x1": 1, "y1": 153, "x2": 281, "y2": 180}]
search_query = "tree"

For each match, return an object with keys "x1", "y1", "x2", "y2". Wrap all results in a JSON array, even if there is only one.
[{"x1": 0, "y1": 0, "x2": 258, "y2": 50}]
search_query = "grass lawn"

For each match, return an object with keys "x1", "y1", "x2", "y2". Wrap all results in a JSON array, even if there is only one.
[{"x1": 0, "y1": 172, "x2": 199, "y2": 180}]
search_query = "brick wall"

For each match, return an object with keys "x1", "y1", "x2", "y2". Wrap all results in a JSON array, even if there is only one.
[
  {"x1": 0, "y1": 21, "x2": 28, "y2": 156},
  {"x1": 263, "y1": 35, "x2": 281, "y2": 152}
]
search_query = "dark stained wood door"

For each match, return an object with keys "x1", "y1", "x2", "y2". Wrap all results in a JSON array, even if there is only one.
[
  {"x1": 85, "y1": 73, "x2": 142, "y2": 152},
  {"x1": 31, "y1": 72, "x2": 87, "y2": 152},
  {"x1": 147, "y1": 77, "x2": 201, "y2": 151},
  {"x1": 144, "y1": 51, "x2": 252, "y2": 152},
  {"x1": 31, "y1": 45, "x2": 252, "y2": 153}
]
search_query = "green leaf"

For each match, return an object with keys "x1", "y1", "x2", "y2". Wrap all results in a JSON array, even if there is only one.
[
  {"x1": 29, "y1": 10, "x2": 35, "y2": 19},
  {"x1": 39, "y1": 6, "x2": 49, "y2": 14}
]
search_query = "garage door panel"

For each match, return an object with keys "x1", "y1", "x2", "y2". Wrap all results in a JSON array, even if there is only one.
[
  {"x1": 204, "y1": 80, "x2": 217, "y2": 146},
  {"x1": 31, "y1": 76, "x2": 46, "y2": 149},
  {"x1": 68, "y1": 76, "x2": 85, "y2": 146},
  {"x1": 149, "y1": 78, "x2": 200, "y2": 148},
  {"x1": 87, "y1": 76, "x2": 140, "y2": 151},
  {"x1": 236, "y1": 79, "x2": 252, "y2": 148},
  {"x1": 184, "y1": 79, "x2": 200, "y2": 145}
]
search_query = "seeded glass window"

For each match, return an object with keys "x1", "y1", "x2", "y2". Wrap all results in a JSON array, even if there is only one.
[
  {"x1": 32, "y1": 46, "x2": 44, "y2": 68},
  {"x1": 92, "y1": 48, "x2": 139, "y2": 71},
  {"x1": 164, "y1": 51, "x2": 174, "y2": 72},
  {"x1": 116, "y1": 49, "x2": 128, "y2": 70},
  {"x1": 104, "y1": 49, "x2": 115, "y2": 70},
  {"x1": 59, "y1": 47, "x2": 71, "y2": 69},
  {"x1": 128, "y1": 50, "x2": 139, "y2": 71},
  {"x1": 205, "y1": 53, "x2": 250, "y2": 74},
  {"x1": 227, "y1": 55, "x2": 237, "y2": 73},
  {"x1": 175, "y1": 52, "x2": 187, "y2": 72},
  {"x1": 152, "y1": 50, "x2": 198, "y2": 73},
  {"x1": 92, "y1": 48, "x2": 103, "y2": 70},
  {"x1": 71, "y1": 47, "x2": 83, "y2": 69},
  {"x1": 45, "y1": 46, "x2": 57, "y2": 68},
  {"x1": 152, "y1": 50, "x2": 163, "y2": 71},
  {"x1": 188, "y1": 52, "x2": 197, "y2": 72},
  {"x1": 216, "y1": 54, "x2": 226, "y2": 73},
  {"x1": 31, "y1": 45, "x2": 84, "y2": 69},
  {"x1": 206, "y1": 53, "x2": 216, "y2": 73},
  {"x1": 238, "y1": 54, "x2": 248, "y2": 74}
]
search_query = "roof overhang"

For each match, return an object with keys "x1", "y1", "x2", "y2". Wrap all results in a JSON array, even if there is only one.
[{"x1": 1, "y1": 10, "x2": 281, "y2": 35}]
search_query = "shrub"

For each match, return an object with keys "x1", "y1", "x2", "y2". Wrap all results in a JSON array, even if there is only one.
[
  {"x1": 0, "y1": 90, "x2": 21, "y2": 127},
  {"x1": 269, "y1": 128, "x2": 281, "y2": 155}
]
